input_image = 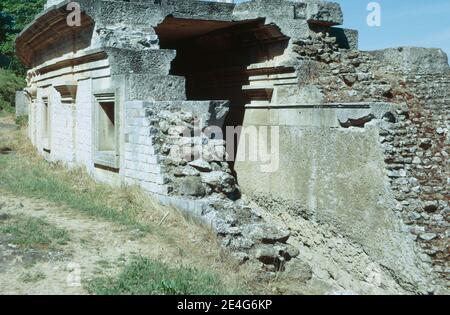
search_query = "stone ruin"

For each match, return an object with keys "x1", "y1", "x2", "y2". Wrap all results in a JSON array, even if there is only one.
[{"x1": 15, "y1": 0, "x2": 449, "y2": 294}]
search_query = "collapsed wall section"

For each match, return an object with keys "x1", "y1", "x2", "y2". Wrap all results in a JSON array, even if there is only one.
[
  {"x1": 279, "y1": 27, "x2": 449, "y2": 285},
  {"x1": 122, "y1": 99, "x2": 304, "y2": 271},
  {"x1": 386, "y1": 73, "x2": 450, "y2": 281}
]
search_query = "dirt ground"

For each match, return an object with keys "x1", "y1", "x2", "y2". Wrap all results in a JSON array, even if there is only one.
[{"x1": 0, "y1": 190, "x2": 184, "y2": 294}]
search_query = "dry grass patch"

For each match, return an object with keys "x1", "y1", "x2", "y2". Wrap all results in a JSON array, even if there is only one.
[{"x1": 0, "y1": 215, "x2": 70, "y2": 250}]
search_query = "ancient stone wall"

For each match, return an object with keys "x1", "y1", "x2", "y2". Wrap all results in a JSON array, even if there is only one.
[
  {"x1": 50, "y1": 89, "x2": 76, "y2": 165},
  {"x1": 387, "y1": 74, "x2": 450, "y2": 281},
  {"x1": 289, "y1": 28, "x2": 449, "y2": 284},
  {"x1": 16, "y1": 0, "x2": 449, "y2": 293},
  {"x1": 75, "y1": 79, "x2": 94, "y2": 166},
  {"x1": 124, "y1": 100, "x2": 180, "y2": 196},
  {"x1": 122, "y1": 100, "x2": 306, "y2": 271}
]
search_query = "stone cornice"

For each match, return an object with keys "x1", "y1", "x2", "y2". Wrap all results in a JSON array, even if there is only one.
[
  {"x1": 16, "y1": 2, "x2": 94, "y2": 68},
  {"x1": 34, "y1": 48, "x2": 107, "y2": 76}
]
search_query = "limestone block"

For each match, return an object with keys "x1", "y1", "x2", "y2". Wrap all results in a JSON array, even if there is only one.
[
  {"x1": 304, "y1": 0, "x2": 344, "y2": 26},
  {"x1": 282, "y1": 259, "x2": 313, "y2": 282},
  {"x1": 98, "y1": 0, "x2": 164, "y2": 26},
  {"x1": 175, "y1": 176, "x2": 206, "y2": 197},
  {"x1": 369, "y1": 47, "x2": 450, "y2": 74},
  {"x1": 105, "y1": 48, "x2": 176, "y2": 75},
  {"x1": 232, "y1": 0, "x2": 311, "y2": 39},
  {"x1": 127, "y1": 75, "x2": 186, "y2": 101},
  {"x1": 274, "y1": 84, "x2": 324, "y2": 105},
  {"x1": 242, "y1": 223, "x2": 290, "y2": 244},
  {"x1": 126, "y1": 144, "x2": 155, "y2": 155},
  {"x1": 15, "y1": 91, "x2": 29, "y2": 117},
  {"x1": 124, "y1": 160, "x2": 162, "y2": 174},
  {"x1": 141, "y1": 182, "x2": 170, "y2": 195},
  {"x1": 166, "y1": 0, "x2": 235, "y2": 21}
]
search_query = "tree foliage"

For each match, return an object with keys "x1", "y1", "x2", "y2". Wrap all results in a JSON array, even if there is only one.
[
  {"x1": 0, "y1": 3, "x2": 13, "y2": 43},
  {"x1": 0, "y1": 0, "x2": 46, "y2": 73},
  {"x1": 0, "y1": 68, "x2": 25, "y2": 113}
]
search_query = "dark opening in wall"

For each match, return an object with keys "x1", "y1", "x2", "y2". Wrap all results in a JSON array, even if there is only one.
[
  {"x1": 98, "y1": 101, "x2": 116, "y2": 152},
  {"x1": 42, "y1": 97, "x2": 51, "y2": 152},
  {"x1": 155, "y1": 17, "x2": 292, "y2": 165}
]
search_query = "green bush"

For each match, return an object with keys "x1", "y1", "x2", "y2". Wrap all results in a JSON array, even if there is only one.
[
  {"x1": 86, "y1": 256, "x2": 230, "y2": 295},
  {"x1": 15, "y1": 115, "x2": 28, "y2": 126},
  {"x1": 0, "y1": 0, "x2": 46, "y2": 74},
  {"x1": 0, "y1": 68, "x2": 25, "y2": 113}
]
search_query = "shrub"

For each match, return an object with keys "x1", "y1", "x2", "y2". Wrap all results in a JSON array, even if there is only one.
[{"x1": 0, "y1": 68, "x2": 25, "y2": 113}]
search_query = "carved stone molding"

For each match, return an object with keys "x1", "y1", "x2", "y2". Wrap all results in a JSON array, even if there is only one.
[{"x1": 54, "y1": 81, "x2": 78, "y2": 104}]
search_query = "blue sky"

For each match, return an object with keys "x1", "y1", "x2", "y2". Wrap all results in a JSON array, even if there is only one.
[
  {"x1": 333, "y1": 0, "x2": 450, "y2": 57},
  {"x1": 233, "y1": 0, "x2": 450, "y2": 58}
]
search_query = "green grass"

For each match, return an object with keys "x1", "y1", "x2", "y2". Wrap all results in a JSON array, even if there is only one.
[
  {"x1": 0, "y1": 216, "x2": 70, "y2": 250},
  {"x1": 0, "y1": 154, "x2": 150, "y2": 232},
  {"x1": 18, "y1": 271, "x2": 47, "y2": 283},
  {"x1": 86, "y1": 256, "x2": 231, "y2": 295},
  {"x1": 0, "y1": 68, "x2": 25, "y2": 115},
  {"x1": 15, "y1": 115, "x2": 28, "y2": 126}
]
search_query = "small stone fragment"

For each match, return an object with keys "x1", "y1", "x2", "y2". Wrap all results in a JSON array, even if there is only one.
[
  {"x1": 243, "y1": 224, "x2": 290, "y2": 244},
  {"x1": 253, "y1": 245, "x2": 280, "y2": 265},
  {"x1": 419, "y1": 233, "x2": 437, "y2": 241},
  {"x1": 176, "y1": 176, "x2": 205, "y2": 197},
  {"x1": 189, "y1": 159, "x2": 212, "y2": 172},
  {"x1": 282, "y1": 259, "x2": 313, "y2": 283}
]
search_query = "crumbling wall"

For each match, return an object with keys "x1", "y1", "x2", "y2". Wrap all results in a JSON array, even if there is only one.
[
  {"x1": 285, "y1": 27, "x2": 449, "y2": 285},
  {"x1": 123, "y1": 101, "x2": 170, "y2": 195},
  {"x1": 123, "y1": 100, "x2": 304, "y2": 271},
  {"x1": 385, "y1": 74, "x2": 450, "y2": 281}
]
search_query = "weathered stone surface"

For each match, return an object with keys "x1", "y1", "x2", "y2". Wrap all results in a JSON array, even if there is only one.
[
  {"x1": 200, "y1": 171, "x2": 236, "y2": 194},
  {"x1": 253, "y1": 244, "x2": 280, "y2": 265},
  {"x1": 305, "y1": 1, "x2": 343, "y2": 26},
  {"x1": 189, "y1": 159, "x2": 212, "y2": 172},
  {"x1": 243, "y1": 224, "x2": 290, "y2": 244},
  {"x1": 419, "y1": 233, "x2": 438, "y2": 241},
  {"x1": 176, "y1": 176, "x2": 206, "y2": 197},
  {"x1": 282, "y1": 259, "x2": 313, "y2": 282},
  {"x1": 15, "y1": 91, "x2": 29, "y2": 117},
  {"x1": 278, "y1": 244, "x2": 300, "y2": 260},
  {"x1": 174, "y1": 165, "x2": 200, "y2": 177},
  {"x1": 128, "y1": 74, "x2": 186, "y2": 101},
  {"x1": 329, "y1": 290, "x2": 358, "y2": 295},
  {"x1": 369, "y1": 47, "x2": 450, "y2": 74}
]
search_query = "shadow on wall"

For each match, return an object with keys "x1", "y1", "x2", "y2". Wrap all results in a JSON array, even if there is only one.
[{"x1": 155, "y1": 16, "x2": 291, "y2": 166}]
